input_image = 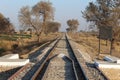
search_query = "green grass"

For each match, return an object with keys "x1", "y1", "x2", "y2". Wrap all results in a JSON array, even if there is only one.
[{"x1": 0, "y1": 34, "x2": 32, "y2": 41}]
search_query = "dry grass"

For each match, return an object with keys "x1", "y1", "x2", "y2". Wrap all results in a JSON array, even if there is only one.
[
  {"x1": 69, "y1": 32, "x2": 120, "y2": 59},
  {"x1": 20, "y1": 32, "x2": 61, "y2": 59},
  {"x1": 100, "y1": 68, "x2": 120, "y2": 80},
  {"x1": 0, "y1": 40, "x2": 17, "y2": 50},
  {"x1": 69, "y1": 32, "x2": 120, "y2": 80},
  {"x1": 40, "y1": 32, "x2": 61, "y2": 42},
  {"x1": 0, "y1": 32, "x2": 61, "y2": 57}
]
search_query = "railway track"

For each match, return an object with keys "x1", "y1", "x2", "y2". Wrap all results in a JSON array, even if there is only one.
[
  {"x1": 0, "y1": 66, "x2": 21, "y2": 80},
  {"x1": 66, "y1": 34, "x2": 109, "y2": 80},
  {"x1": 8, "y1": 34, "x2": 109, "y2": 80},
  {"x1": 29, "y1": 35, "x2": 87, "y2": 80},
  {"x1": 41, "y1": 55, "x2": 77, "y2": 80},
  {"x1": 8, "y1": 38, "x2": 60, "y2": 80}
]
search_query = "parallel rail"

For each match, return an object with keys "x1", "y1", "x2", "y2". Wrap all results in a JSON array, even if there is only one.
[
  {"x1": 8, "y1": 63, "x2": 33, "y2": 80},
  {"x1": 8, "y1": 38, "x2": 60, "y2": 80},
  {"x1": 41, "y1": 56, "x2": 78, "y2": 80},
  {"x1": 8, "y1": 34, "x2": 110, "y2": 80},
  {"x1": 30, "y1": 35, "x2": 88, "y2": 80},
  {"x1": 66, "y1": 34, "x2": 109, "y2": 80},
  {"x1": 31, "y1": 38, "x2": 60, "y2": 80},
  {"x1": 65, "y1": 34, "x2": 88, "y2": 80}
]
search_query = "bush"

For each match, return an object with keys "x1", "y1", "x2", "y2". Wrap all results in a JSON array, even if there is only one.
[
  {"x1": 0, "y1": 48, "x2": 5, "y2": 55},
  {"x1": 12, "y1": 44, "x2": 18, "y2": 49}
]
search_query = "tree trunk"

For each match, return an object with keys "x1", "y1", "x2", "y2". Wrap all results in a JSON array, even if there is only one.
[
  {"x1": 37, "y1": 30, "x2": 43, "y2": 43},
  {"x1": 37, "y1": 34, "x2": 40, "y2": 43},
  {"x1": 106, "y1": 40, "x2": 108, "y2": 46}
]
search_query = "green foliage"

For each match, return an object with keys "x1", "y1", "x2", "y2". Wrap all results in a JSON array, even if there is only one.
[{"x1": 0, "y1": 34, "x2": 31, "y2": 41}]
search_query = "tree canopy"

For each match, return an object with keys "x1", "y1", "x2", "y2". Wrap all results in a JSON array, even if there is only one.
[
  {"x1": 18, "y1": 1, "x2": 54, "y2": 42},
  {"x1": 82, "y1": 0, "x2": 120, "y2": 40},
  {"x1": 0, "y1": 13, "x2": 14, "y2": 34},
  {"x1": 82, "y1": 0, "x2": 120, "y2": 28},
  {"x1": 66, "y1": 19, "x2": 79, "y2": 32},
  {"x1": 46, "y1": 21, "x2": 61, "y2": 33}
]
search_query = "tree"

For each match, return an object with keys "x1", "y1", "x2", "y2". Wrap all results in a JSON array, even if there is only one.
[
  {"x1": 83, "y1": 0, "x2": 120, "y2": 51},
  {"x1": 0, "y1": 13, "x2": 15, "y2": 34},
  {"x1": 46, "y1": 21, "x2": 61, "y2": 33},
  {"x1": 66, "y1": 19, "x2": 79, "y2": 32},
  {"x1": 66, "y1": 28, "x2": 71, "y2": 32},
  {"x1": 27, "y1": 28, "x2": 33, "y2": 35},
  {"x1": 82, "y1": 0, "x2": 120, "y2": 38},
  {"x1": 18, "y1": 1, "x2": 54, "y2": 42}
]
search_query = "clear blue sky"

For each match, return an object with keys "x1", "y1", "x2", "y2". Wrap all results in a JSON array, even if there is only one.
[{"x1": 0, "y1": 0, "x2": 95, "y2": 32}]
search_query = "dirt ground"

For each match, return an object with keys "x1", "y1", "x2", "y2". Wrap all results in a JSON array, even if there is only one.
[
  {"x1": 100, "y1": 68, "x2": 120, "y2": 80},
  {"x1": 69, "y1": 32, "x2": 120, "y2": 60}
]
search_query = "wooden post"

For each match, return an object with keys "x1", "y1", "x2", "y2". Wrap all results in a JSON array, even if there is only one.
[
  {"x1": 110, "y1": 28, "x2": 113, "y2": 55},
  {"x1": 110, "y1": 39, "x2": 113, "y2": 55},
  {"x1": 98, "y1": 31, "x2": 100, "y2": 55},
  {"x1": 106, "y1": 40, "x2": 108, "y2": 46}
]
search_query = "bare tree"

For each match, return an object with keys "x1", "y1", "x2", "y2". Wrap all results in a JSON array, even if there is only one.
[
  {"x1": 82, "y1": 0, "x2": 120, "y2": 49},
  {"x1": 82, "y1": 0, "x2": 120, "y2": 36},
  {"x1": 67, "y1": 19, "x2": 79, "y2": 32},
  {"x1": 18, "y1": 1, "x2": 54, "y2": 42}
]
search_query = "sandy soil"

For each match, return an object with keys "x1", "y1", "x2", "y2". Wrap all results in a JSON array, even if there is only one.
[{"x1": 100, "y1": 68, "x2": 120, "y2": 80}]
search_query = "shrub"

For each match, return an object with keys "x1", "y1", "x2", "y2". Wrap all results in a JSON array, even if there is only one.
[
  {"x1": 12, "y1": 44, "x2": 18, "y2": 49},
  {"x1": 0, "y1": 48, "x2": 5, "y2": 55}
]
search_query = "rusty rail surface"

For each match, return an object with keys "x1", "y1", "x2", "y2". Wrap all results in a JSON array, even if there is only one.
[
  {"x1": 8, "y1": 63, "x2": 33, "y2": 80},
  {"x1": 41, "y1": 56, "x2": 78, "y2": 80},
  {"x1": 30, "y1": 38, "x2": 60, "y2": 80},
  {"x1": 8, "y1": 38, "x2": 59, "y2": 80},
  {"x1": 66, "y1": 34, "x2": 110, "y2": 80},
  {"x1": 65, "y1": 34, "x2": 88, "y2": 80},
  {"x1": 8, "y1": 34, "x2": 110, "y2": 80}
]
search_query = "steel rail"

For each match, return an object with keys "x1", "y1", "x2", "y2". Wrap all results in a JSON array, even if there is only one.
[
  {"x1": 66, "y1": 33, "x2": 109, "y2": 80},
  {"x1": 30, "y1": 38, "x2": 60, "y2": 80},
  {"x1": 41, "y1": 55, "x2": 78, "y2": 80},
  {"x1": 8, "y1": 39, "x2": 59, "y2": 80},
  {"x1": 65, "y1": 34, "x2": 88, "y2": 80},
  {"x1": 8, "y1": 63, "x2": 32, "y2": 80}
]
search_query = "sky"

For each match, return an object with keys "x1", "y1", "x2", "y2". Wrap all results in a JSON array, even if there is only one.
[{"x1": 0, "y1": 0, "x2": 95, "y2": 32}]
